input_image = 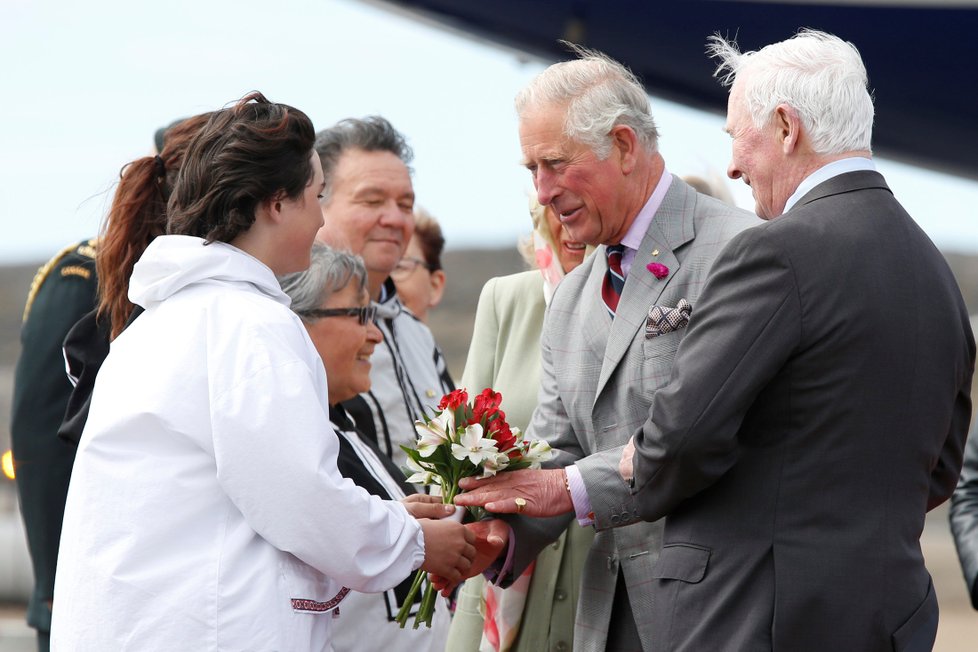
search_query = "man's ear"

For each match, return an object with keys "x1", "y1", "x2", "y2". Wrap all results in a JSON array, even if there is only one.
[
  {"x1": 775, "y1": 104, "x2": 802, "y2": 155},
  {"x1": 610, "y1": 124, "x2": 639, "y2": 175}
]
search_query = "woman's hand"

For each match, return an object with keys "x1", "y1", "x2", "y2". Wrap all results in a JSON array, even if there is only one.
[
  {"x1": 430, "y1": 518, "x2": 509, "y2": 596},
  {"x1": 402, "y1": 494, "x2": 458, "y2": 519},
  {"x1": 418, "y1": 518, "x2": 476, "y2": 584}
]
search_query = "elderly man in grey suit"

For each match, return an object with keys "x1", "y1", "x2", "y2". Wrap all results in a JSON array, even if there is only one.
[
  {"x1": 450, "y1": 46, "x2": 758, "y2": 651},
  {"x1": 602, "y1": 30, "x2": 973, "y2": 651}
]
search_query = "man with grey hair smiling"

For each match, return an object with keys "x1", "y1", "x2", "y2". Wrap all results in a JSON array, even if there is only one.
[
  {"x1": 450, "y1": 44, "x2": 757, "y2": 651},
  {"x1": 597, "y1": 29, "x2": 973, "y2": 651},
  {"x1": 313, "y1": 117, "x2": 454, "y2": 473}
]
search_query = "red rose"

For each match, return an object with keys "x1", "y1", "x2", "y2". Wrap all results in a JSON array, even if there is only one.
[
  {"x1": 473, "y1": 388, "x2": 502, "y2": 418},
  {"x1": 488, "y1": 415, "x2": 518, "y2": 452},
  {"x1": 438, "y1": 388, "x2": 469, "y2": 411}
]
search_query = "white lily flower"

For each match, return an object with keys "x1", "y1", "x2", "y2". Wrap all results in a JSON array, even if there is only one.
[
  {"x1": 478, "y1": 452, "x2": 512, "y2": 478},
  {"x1": 404, "y1": 456, "x2": 436, "y2": 485},
  {"x1": 450, "y1": 423, "x2": 498, "y2": 465},
  {"x1": 522, "y1": 439, "x2": 555, "y2": 468},
  {"x1": 415, "y1": 410, "x2": 455, "y2": 457}
]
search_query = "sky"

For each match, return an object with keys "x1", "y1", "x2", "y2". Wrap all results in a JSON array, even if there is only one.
[{"x1": 2, "y1": 0, "x2": 976, "y2": 265}]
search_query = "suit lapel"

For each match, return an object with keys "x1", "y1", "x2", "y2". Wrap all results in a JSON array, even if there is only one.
[{"x1": 595, "y1": 179, "x2": 696, "y2": 397}]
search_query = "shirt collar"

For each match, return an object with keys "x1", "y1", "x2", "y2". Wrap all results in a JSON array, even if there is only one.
[
  {"x1": 375, "y1": 277, "x2": 402, "y2": 320},
  {"x1": 783, "y1": 157, "x2": 876, "y2": 214},
  {"x1": 621, "y1": 169, "x2": 673, "y2": 252},
  {"x1": 618, "y1": 170, "x2": 672, "y2": 278}
]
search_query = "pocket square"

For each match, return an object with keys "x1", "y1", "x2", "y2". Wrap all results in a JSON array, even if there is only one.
[{"x1": 646, "y1": 299, "x2": 692, "y2": 338}]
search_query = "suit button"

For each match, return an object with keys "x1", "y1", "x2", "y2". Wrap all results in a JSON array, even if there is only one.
[
  {"x1": 555, "y1": 589, "x2": 567, "y2": 601},
  {"x1": 553, "y1": 642, "x2": 569, "y2": 652},
  {"x1": 552, "y1": 539, "x2": 561, "y2": 551}
]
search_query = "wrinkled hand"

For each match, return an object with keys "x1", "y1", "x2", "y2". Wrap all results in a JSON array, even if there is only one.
[
  {"x1": 430, "y1": 518, "x2": 509, "y2": 596},
  {"x1": 401, "y1": 494, "x2": 458, "y2": 520},
  {"x1": 418, "y1": 518, "x2": 476, "y2": 585},
  {"x1": 454, "y1": 468, "x2": 573, "y2": 518},
  {"x1": 620, "y1": 437, "x2": 635, "y2": 483},
  {"x1": 465, "y1": 518, "x2": 508, "y2": 579}
]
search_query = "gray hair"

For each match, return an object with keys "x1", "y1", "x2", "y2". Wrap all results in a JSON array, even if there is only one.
[
  {"x1": 314, "y1": 116, "x2": 414, "y2": 202},
  {"x1": 707, "y1": 29, "x2": 874, "y2": 155},
  {"x1": 515, "y1": 42, "x2": 660, "y2": 159},
  {"x1": 278, "y1": 243, "x2": 368, "y2": 317}
]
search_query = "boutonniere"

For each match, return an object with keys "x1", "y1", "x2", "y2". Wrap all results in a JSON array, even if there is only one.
[{"x1": 646, "y1": 262, "x2": 669, "y2": 279}]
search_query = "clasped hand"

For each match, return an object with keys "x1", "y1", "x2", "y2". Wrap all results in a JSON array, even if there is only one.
[
  {"x1": 402, "y1": 495, "x2": 508, "y2": 596},
  {"x1": 401, "y1": 495, "x2": 476, "y2": 584},
  {"x1": 620, "y1": 437, "x2": 635, "y2": 483}
]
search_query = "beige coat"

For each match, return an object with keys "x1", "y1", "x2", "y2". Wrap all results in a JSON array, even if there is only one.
[{"x1": 447, "y1": 270, "x2": 594, "y2": 652}]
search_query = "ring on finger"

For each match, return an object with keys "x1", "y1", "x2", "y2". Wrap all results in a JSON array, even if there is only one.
[{"x1": 514, "y1": 497, "x2": 527, "y2": 514}]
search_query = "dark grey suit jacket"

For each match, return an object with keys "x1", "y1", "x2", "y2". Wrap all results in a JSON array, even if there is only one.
[{"x1": 631, "y1": 170, "x2": 975, "y2": 652}]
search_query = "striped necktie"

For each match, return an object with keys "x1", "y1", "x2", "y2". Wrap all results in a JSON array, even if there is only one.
[{"x1": 601, "y1": 244, "x2": 626, "y2": 317}]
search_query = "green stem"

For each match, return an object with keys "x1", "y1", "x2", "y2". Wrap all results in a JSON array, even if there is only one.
[
  {"x1": 394, "y1": 569, "x2": 427, "y2": 628},
  {"x1": 414, "y1": 581, "x2": 439, "y2": 629}
]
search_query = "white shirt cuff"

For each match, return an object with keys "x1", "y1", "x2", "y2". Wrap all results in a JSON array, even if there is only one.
[{"x1": 565, "y1": 464, "x2": 595, "y2": 527}]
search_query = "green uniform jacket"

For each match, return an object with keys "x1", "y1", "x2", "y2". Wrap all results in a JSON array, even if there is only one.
[{"x1": 11, "y1": 239, "x2": 98, "y2": 639}]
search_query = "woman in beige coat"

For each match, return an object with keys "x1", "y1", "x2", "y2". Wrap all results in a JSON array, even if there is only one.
[{"x1": 447, "y1": 201, "x2": 593, "y2": 652}]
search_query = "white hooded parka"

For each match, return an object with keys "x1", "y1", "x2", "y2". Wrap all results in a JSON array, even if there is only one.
[{"x1": 51, "y1": 236, "x2": 425, "y2": 651}]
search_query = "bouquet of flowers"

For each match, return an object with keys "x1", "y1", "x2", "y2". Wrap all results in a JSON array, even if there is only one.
[{"x1": 395, "y1": 388, "x2": 554, "y2": 629}]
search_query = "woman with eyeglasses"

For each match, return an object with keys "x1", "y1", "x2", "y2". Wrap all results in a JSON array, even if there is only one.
[
  {"x1": 391, "y1": 207, "x2": 446, "y2": 323},
  {"x1": 279, "y1": 242, "x2": 454, "y2": 652}
]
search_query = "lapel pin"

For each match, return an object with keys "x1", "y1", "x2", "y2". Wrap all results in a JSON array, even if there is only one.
[{"x1": 652, "y1": 249, "x2": 660, "y2": 256}]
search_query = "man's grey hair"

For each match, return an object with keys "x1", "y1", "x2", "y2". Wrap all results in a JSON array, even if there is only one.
[
  {"x1": 515, "y1": 42, "x2": 659, "y2": 159},
  {"x1": 707, "y1": 29, "x2": 874, "y2": 155},
  {"x1": 278, "y1": 243, "x2": 369, "y2": 317},
  {"x1": 314, "y1": 116, "x2": 414, "y2": 202}
]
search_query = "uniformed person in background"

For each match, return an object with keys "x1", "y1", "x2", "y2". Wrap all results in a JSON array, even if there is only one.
[{"x1": 10, "y1": 238, "x2": 97, "y2": 652}]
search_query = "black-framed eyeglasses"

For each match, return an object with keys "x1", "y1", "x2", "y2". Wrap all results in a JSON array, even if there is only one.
[
  {"x1": 298, "y1": 305, "x2": 378, "y2": 325},
  {"x1": 391, "y1": 256, "x2": 436, "y2": 279}
]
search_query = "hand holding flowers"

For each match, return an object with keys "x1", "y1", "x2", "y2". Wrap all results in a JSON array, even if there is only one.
[
  {"x1": 395, "y1": 388, "x2": 554, "y2": 629},
  {"x1": 454, "y1": 467, "x2": 574, "y2": 517}
]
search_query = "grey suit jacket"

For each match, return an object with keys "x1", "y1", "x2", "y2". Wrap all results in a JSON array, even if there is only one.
[
  {"x1": 631, "y1": 171, "x2": 976, "y2": 651},
  {"x1": 507, "y1": 176, "x2": 758, "y2": 652}
]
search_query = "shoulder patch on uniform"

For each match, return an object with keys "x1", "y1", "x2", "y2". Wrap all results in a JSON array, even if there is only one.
[
  {"x1": 61, "y1": 265, "x2": 92, "y2": 280},
  {"x1": 22, "y1": 240, "x2": 94, "y2": 323}
]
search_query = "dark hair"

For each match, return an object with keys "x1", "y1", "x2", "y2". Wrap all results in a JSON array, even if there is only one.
[
  {"x1": 167, "y1": 91, "x2": 316, "y2": 243},
  {"x1": 97, "y1": 113, "x2": 212, "y2": 339},
  {"x1": 314, "y1": 116, "x2": 413, "y2": 201},
  {"x1": 412, "y1": 208, "x2": 445, "y2": 271}
]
